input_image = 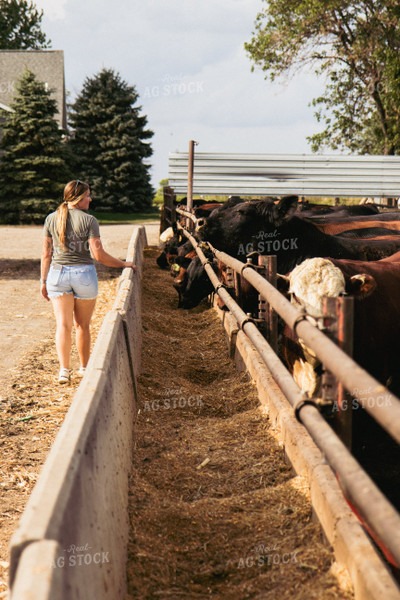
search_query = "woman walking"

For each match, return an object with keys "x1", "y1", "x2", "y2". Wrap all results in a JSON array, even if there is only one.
[{"x1": 40, "y1": 180, "x2": 136, "y2": 384}]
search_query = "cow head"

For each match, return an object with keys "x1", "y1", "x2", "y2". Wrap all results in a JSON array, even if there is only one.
[
  {"x1": 196, "y1": 195, "x2": 299, "y2": 260},
  {"x1": 174, "y1": 252, "x2": 217, "y2": 309},
  {"x1": 281, "y1": 257, "x2": 377, "y2": 396},
  {"x1": 158, "y1": 232, "x2": 192, "y2": 268},
  {"x1": 288, "y1": 257, "x2": 376, "y2": 317},
  {"x1": 288, "y1": 258, "x2": 346, "y2": 318}
]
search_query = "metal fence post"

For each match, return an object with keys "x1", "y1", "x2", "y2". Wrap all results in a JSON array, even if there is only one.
[
  {"x1": 322, "y1": 296, "x2": 353, "y2": 450},
  {"x1": 186, "y1": 140, "x2": 197, "y2": 229},
  {"x1": 336, "y1": 296, "x2": 354, "y2": 450},
  {"x1": 257, "y1": 255, "x2": 278, "y2": 352}
]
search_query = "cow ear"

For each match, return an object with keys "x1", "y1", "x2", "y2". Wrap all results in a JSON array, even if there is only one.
[
  {"x1": 347, "y1": 274, "x2": 377, "y2": 299},
  {"x1": 272, "y1": 196, "x2": 299, "y2": 226}
]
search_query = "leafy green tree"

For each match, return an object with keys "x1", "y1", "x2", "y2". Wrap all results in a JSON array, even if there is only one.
[
  {"x1": 153, "y1": 178, "x2": 168, "y2": 206},
  {"x1": 245, "y1": 1, "x2": 400, "y2": 155},
  {"x1": 68, "y1": 68, "x2": 154, "y2": 212},
  {"x1": 0, "y1": 0, "x2": 50, "y2": 49},
  {"x1": 0, "y1": 69, "x2": 71, "y2": 223}
]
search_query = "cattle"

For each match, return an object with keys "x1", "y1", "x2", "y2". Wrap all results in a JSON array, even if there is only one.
[
  {"x1": 279, "y1": 255, "x2": 400, "y2": 513},
  {"x1": 279, "y1": 256, "x2": 400, "y2": 396},
  {"x1": 175, "y1": 197, "x2": 233, "y2": 208},
  {"x1": 173, "y1": 195, "x2": 400, "y2": 310},
  {"x1": 176, "y1": 195, "x2": 400, "y2": 310},
  {"x1": 297, "y1": 201, "x2": 380, "y2": 217},
  {"x1": 174, "y1": 252, "x2": 216, "y2": 309},
  {"x1": 157, "y1": 199, "x2": 225, "y2": 271},
  {"x1": 305, "y1": 210, "x2": 400, "y2": 236},
  {"x1": 170, "y1": 250, "x2": 198, "y2": 301},
  {"x1": 334, "y1": 227, "x2": 400, "y2": 239},
  {"x1": 216, "y1": 256, "x2": 261, "y2": 316},
  {"x1": 193, "y1": 203, "x2": 224, "y2": 219},
  {"x1": 156, "y1": 227, "x2": 194, "y2": 270},
  {"x1": 197, "y1": 195, "x2": 400, "y2": 276}
]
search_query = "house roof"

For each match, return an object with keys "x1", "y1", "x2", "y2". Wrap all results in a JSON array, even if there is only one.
[{"x1": 0, "y1": 102, "x2": 13, "y2": 113}]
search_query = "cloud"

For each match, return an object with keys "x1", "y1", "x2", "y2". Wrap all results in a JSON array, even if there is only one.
[
  {"x1": 34, "y1": 0, "x2": 68, "y2": 20},
  {"x1": 38, "y1": 0, "x2": 325, "y2": 187},
  {"x1": 142, "y1": 44, "x2": 325, "y2": 130},
  {"x1": 148, "y1": 117, "x2": 324, "y2": 187}
]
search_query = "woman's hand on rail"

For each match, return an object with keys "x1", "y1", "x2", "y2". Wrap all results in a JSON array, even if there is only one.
[{"x1": 124, "y1": 261, "x2": 137, "y2": 272}]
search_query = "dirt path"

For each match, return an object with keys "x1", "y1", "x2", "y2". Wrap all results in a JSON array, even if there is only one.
[
  {"x1": 0, "y1": 223, "x2": 158, "y2": 598},
  {"x1": 0, "y1": 223, "x2": 159, "y2": 387},
  {"x1": 125, "y1": 249, "x2": 354, "y2": 600}
]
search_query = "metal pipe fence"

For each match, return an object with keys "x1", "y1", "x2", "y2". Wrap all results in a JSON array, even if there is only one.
[{"x1": 176, "y1": 219, "x2": 400, "y2": 569}]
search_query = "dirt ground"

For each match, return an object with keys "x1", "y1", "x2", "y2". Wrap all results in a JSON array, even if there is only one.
[
  {"x1": 125, "y1": 248, "x2": 354, "y2": 599},
  {"x1": 0, "y1": 222, "x2": 158, "y2": 598},
  {"x1": 0, "y1": 223, "x2": 159, "y2": 386}
]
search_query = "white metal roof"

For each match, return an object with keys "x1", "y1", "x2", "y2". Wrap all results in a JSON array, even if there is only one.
[{"x1": 168, "y1": 152, "x2": 400, "y2": 197}]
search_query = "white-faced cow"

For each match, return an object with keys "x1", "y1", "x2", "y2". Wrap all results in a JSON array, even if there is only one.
[{"x1": 280, "y1": 255, "x2": 400, "y2": 510}]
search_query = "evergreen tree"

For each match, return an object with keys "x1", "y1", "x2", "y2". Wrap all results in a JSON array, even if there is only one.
[
  {"x1": 68, "y1": 68, "x2": 154, "y2": 212},
  {"x1": 0, "y1": 69, "x2": 71, "y2": 223},
  {"x1": 0, "y1": 0, "x2": 50, "y2": 49}
]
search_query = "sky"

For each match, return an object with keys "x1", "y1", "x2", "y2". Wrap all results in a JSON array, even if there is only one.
[{"x1": 35, "y1": 0, "x2": 325, "y2": 189}]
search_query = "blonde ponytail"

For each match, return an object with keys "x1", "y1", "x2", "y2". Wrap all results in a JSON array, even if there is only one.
[{"x1": 56, "y1": 180, "x2": 90, "y2": 249}]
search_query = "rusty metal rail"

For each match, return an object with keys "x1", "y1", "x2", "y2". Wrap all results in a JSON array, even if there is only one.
[
  {"x1": 176, "y1": 206, "x2": 196, "y2": 223},
  {"x1": 174, "y1": 207, "x2": 400, "y2": 445},
  {"x1": 176, "y1": 222, "x2": 400, "y2": 569},
  {"x1": 212, "y1": 246, "x2": 400, "y2": 445}
]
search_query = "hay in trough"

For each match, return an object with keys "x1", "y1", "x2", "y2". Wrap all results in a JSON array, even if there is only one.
[{"x1": 125, "y1": 249, "x2": 354, "y2": 600}]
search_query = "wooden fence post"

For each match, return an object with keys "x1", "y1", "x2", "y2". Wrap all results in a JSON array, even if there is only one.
[{"x1": 161, "y1": 186, "x2": 176, "y2": 234}]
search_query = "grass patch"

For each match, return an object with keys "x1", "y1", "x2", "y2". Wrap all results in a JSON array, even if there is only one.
[{"x1": 90, "y1": 208, "x2": 160, "y2": 224}]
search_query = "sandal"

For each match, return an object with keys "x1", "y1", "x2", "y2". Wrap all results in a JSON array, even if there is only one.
[
  {"x1": 78, "y1": 366, "x2": 86, "y2": 377},
  {"x1": 58, "y1": 368, "x2": 71, "y2": 384}
]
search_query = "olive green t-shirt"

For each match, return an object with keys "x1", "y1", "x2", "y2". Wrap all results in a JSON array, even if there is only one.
[{"x1": 43, "y1": 209, "x2": 100, "y2": 265}]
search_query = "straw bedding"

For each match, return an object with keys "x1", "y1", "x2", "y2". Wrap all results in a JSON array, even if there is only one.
[{"x1": 125, "y1": 249, "x2": 353, "y2": 599}]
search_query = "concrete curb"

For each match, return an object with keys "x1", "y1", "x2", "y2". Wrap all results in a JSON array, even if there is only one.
[
  {"x1": 8, "y1": 226, "x2": 146, "y2": 600},
  {"x1": 113, "y1": 226, "x2": 147, "y2": 377},
  {"x1": 217, "y1": 307, "x2": 400, "y2": 600},
  {"x1": 10, "y1": 541, "x2": 63, "y2": 598}
]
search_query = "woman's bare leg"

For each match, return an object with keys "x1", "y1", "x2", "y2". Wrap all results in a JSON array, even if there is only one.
[
  {"x1": 51, "y1": 293, "x2": 75, "y2": 369},
  {"x1": 74, "y1": 298, "x2": 97, "y2": 368}
]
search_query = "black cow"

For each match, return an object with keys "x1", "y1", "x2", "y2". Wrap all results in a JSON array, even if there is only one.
[
  {"x1": 174, "y1": 253, "x2": 216, "y2": 309},
  {"x1": 196, "y1": 195, "x2": 400, "y2": 274}
]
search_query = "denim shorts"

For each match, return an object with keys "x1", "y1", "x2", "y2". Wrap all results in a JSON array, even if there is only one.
[{"x1": 47, "y1": 264, "x2": 98, "y2": 300}]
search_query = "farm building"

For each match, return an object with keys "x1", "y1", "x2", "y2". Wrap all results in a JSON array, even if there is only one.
[{"x1": 0, "y1": 49, "x2": 67, "y2": 130}]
